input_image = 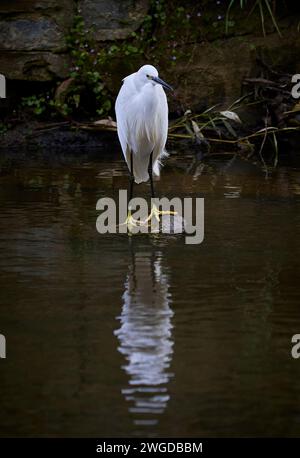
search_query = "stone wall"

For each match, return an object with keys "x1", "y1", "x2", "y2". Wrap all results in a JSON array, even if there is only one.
[
  {"x1": 0, "y1": 0, "x2": 149, "y2": 81},
  {"x1": 0, "y1": 1, "x2": 300, "y2": 111}
]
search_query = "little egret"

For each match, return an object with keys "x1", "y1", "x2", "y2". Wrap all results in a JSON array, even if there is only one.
[{"x1": 115, "y1": 64, "x2": 175, "y2": 226}]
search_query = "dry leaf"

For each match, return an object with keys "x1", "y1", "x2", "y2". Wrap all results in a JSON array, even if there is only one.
[
  {"x1": 94, "y1": 119, "x2": 117, "y2": 128},
  {"x1": 220, "y1": 110, "x2": 242, "y2": 124}
]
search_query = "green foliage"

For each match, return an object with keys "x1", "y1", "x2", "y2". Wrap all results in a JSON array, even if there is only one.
[
  {"x1": 65, "y1": 14, "x2": 113, "y2": 116},
  {"x1": 21, "y1": 95, "x2": 47, "y2": 116},
  {"x1": 19, "y1": 1, "x2": 205, "y2": 119},
  {"x1": 55, "y1": 1, "x2": 173, "y2": 116},
  {"x1": 225, "y1": 0, "x2": 282, "y2": 37}
]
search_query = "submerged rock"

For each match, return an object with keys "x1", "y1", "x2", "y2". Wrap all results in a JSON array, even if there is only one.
[{"x1": 151, "y1": 213, "x2": 186, "y2": 235}]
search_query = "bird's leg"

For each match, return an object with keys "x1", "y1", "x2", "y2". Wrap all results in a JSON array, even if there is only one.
[
  {"x1": 119, "y1": 153, "x2": 140, "y2": 228},
  {"x1": 142, "y1": 151, "x2": 177, "y2": 224},
  {"x1": 146, "y1": 152, "x2": 160, "y2": 222},
  {"x1": 125, "y1": 152, "x2": 140, "y2": 228},
  {"x1": 148, "y1": 151, "x2": 155, "y2": 199},
  {"x1": 129, "y1": 152, "x2": 134, "y2": 202}
]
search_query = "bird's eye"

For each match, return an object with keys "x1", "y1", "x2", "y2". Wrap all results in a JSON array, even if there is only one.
[{"x1": 146, "y1": 74, "x2": 150, "y2": 78}]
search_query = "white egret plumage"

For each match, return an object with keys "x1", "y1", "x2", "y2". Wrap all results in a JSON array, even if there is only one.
[{"x1": 115, "y1": 64, "x2": 175, "y2": 226}]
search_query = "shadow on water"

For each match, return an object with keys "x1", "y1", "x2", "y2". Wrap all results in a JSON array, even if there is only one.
[{"x1": 115, "y1": 241, "x2": 174, "y2": 430}]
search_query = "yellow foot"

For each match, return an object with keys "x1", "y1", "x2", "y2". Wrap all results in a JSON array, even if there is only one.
[
  {"x1": 143, "y1": 204, "x2": 178, "y2": 224},
  {"x1": 118, "y1": 210, "x2": 141, "y2": 230}
]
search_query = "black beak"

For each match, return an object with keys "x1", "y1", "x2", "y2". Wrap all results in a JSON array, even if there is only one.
[{"x1": 152, "y1": 76, "x2": 173, "y2": 91}]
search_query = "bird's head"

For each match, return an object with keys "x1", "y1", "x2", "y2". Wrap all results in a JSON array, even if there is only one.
[{"x1": 137, "y1": 65, "x2": 173, "y2": 91}]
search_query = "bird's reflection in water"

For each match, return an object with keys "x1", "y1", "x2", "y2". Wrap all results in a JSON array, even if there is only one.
[{"x1": 115, "y1": 244, "x2": 174, "y2": 426}]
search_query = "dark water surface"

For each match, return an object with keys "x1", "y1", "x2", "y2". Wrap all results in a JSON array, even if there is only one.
[{"x1": 1, "y1": 152, "x2": 300, "y2": 437}]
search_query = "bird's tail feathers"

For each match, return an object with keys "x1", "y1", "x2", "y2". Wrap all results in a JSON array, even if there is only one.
[
  {"x1": 130, "y1": 149, "x2": 169, "y2": 184},
  {"x1": 132, "y1": 154, "x2": 149, "y2": 184},
  {"x1": 153, "y1": 149, "x2": 169, "y2": 177}
]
